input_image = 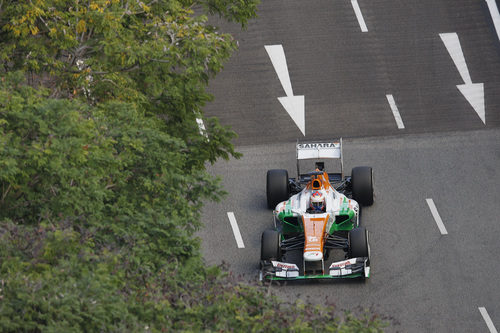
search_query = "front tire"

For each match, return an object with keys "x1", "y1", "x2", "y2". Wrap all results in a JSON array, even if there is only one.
[
  {"x1": 261, "y1": 229, "x2": 281, "y2": 261},
  {"x1": 348, "y1": 227, "x2": 369, "y2": 258},
  {"x1": 351, "y1": 166, "x2": 374, "y2": 206},
  {"x1": 267, "y1": 169, "x2": 289, "y2": 209}
]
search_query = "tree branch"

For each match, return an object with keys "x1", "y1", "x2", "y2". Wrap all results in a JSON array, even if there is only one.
[{"x1": 1, "y1": 183, "x2": 11, "y2": 204}]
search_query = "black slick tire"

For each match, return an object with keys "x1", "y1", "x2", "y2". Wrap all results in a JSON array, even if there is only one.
[
  {"x1": 351, "y1": 166, "x2": 374, "y2": 206},
  {"x1": 266, "y1": 169, "x2": 289, "y2": 209},
  {"x1": 261, "y1": 229, "x2": 281, "y2": 261},
  {"x1": 348, "y1": 227, "x2": 369, "y2": 258}
]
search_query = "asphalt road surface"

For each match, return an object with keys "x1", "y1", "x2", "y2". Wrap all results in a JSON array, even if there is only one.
[
  {"x1": 204, "y1": 0, "x2": 500, "y2": 145},
  {"x1": 200, "y1": 1, "x2": 500, "y2": 331}
]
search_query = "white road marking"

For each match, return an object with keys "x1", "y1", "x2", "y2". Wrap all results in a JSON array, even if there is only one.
[
  {"x1": 351, "y1": 0, "x2": 368, "y2": 32},
  {"x1": 479, "y1": 307, "x2": 498, "y2": 333},
  {"x1": 196, "y1": 118, "x2": 209, "y2": 139},
  {"x1": 440, "y1": 33, "x2": 471, "y2": 84},
  {"x1": 265, "y1": 45, "x2": 305, "y2": 135},
  {"x1": 277, "y1": 95, "x2": 305, "y2": 135},
  {"x1": 386, "y1": 94, "x2": 405, "y2": 129},
  {"x1": 425, "y1": 199, "x2": 448, "y2": 235},
  {"x1": 227, "y1": 212, "x2": 245, "y2": 248},
  {"x1": 486, "y1": 0, "x2": 500, "y2": 43},
  {"x1": 264, "y1": 45, "x2": 294, "y2": 97},
  {"x1": 439, "y1": 33, "x2": 485, "y2": 124}
]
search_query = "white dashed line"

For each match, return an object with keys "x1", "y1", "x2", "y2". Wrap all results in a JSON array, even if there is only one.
[
  {"x1": 479, "y1": 307, "x2": 498, "y2": 333},
  {"x1": 425, "y1": 199, "x2": 448, "y2": 235},
  {"x1": 386, "y1": 94, "x2": 405, "y2": 129},
  {"x1": 196, "y1": 118, "x2": 208, "y2": 139},
  {"x1": 351, "y1": 0, "x2": 368, "y2": 32},
  {"x1": 227, "y1": 212, "x2": 245, "y2": 248},
  {"x1": 486, "y1": 0, "x2": 500, "y2": 43}
]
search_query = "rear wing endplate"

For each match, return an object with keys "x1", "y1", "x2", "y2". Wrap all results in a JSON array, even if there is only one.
[{"x1": 296, "y1": 139, "x2": 344, "y2": 179}]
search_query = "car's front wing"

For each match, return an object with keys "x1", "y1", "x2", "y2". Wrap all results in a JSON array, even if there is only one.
[{"x1": 260, "y1": 257, "x2": 370, "y2": 281}]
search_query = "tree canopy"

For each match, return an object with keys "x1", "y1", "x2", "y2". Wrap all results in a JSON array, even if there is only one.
[
  {"x1": 0, "y1": 1, "x2": 387, "y2": 331},
  {"x1": 1, "y1": 0, "x2": 252, "y2": 166}
]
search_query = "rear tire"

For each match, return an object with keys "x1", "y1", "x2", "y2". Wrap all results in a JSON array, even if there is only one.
[
  {"x1": 267, "y1": 169, "x2": 289, "y2": 209},
  {"x1": 349, "y1": 227, "x2": 369, "y2": 258},
  {"x1": 261, "y1": 229, "x2": 281, "y2": 261},
  {"x1": 351, "y1": 166, "x2": 374, "y2": 206}
]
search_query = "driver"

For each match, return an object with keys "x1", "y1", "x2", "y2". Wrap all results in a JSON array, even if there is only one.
[{"x1": 309, "y1": 190, "x2": 326, "y2": 213}]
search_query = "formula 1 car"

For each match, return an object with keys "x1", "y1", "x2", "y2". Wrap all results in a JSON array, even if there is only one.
[{"x1": 260, "y1": 140, "x2": 373, "y2": 281}]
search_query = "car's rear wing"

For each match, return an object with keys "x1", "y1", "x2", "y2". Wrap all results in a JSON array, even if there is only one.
[{"x1": 296, "y1": 139, "x2": 344, "y2": 180}]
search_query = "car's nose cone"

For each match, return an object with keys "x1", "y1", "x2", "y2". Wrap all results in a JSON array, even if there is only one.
[{"x1": 304, "y1": 251, "x2": 323, "y2": 261}]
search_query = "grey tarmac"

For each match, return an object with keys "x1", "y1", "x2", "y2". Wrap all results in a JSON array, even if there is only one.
[
  {"x1": 201, "y1": 0, "x2": 500, "y2": 331},
  {"x1": 200, "y1": 129, "x2": 500, "y2": 332}
]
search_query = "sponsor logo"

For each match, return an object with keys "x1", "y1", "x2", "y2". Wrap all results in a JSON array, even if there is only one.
[
  {"x1": 297, "y1": 142, "x2": 338, "y2": 149},
  {"x1": 330, "y1": 262, "x2": 347, "y2": 268},
  {"x1": 272, "y1": 261, "x2": 298, "y2": 270},
  {"x1": 329, "y1": 259, "x2": 354, "y2": 269},
  {"x1": 276, "y1": 270, "x2": 299, "y2": 278},
  {"x1": 308, "y1": 236, "x2": 319, "y2": 242}
]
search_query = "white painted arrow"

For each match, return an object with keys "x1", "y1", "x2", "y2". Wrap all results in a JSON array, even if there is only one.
[
  {"x1": 486, "y1": 0, "x2": 500, "y2": 43},
  {"x1": 265, "y1": 45, "x2": 305, "y2": 135},
  {"x1": 440, "y1": 33, "x2": 485, "y2": 124}
]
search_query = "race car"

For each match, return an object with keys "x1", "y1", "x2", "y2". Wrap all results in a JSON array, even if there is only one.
[{"x1": 260, "y1": 140, "x2": 373, "y2": 281}]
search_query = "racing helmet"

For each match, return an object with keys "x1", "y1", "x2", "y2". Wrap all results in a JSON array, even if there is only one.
[{"x1": 310, "y1": 191, "x2": 325, "y2": 211}]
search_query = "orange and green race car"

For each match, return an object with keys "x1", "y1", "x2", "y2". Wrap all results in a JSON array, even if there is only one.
[{"x1": 260, "y1": 140, "x2": 373, "y2": 281}]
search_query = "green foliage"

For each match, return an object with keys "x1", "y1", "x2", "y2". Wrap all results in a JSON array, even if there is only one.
[
  {"x1": 195, "y1": 0, "x2": 259, "y2": 26},
  {"x1": 0, "y1": 72, "x2": 218, "y2": 266},
  {"x1": 0, "y1": 73, "x2": 221, "y2": 331},
  {"x1": 0, "y1": 1, "x2": 386, "y2": 331},
  {"x1": 0, "y1": 0, "x2": 245, "y2": 165},
  {"x1": 0, "y1": 73, "x2": 386, "y2": 333}
]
